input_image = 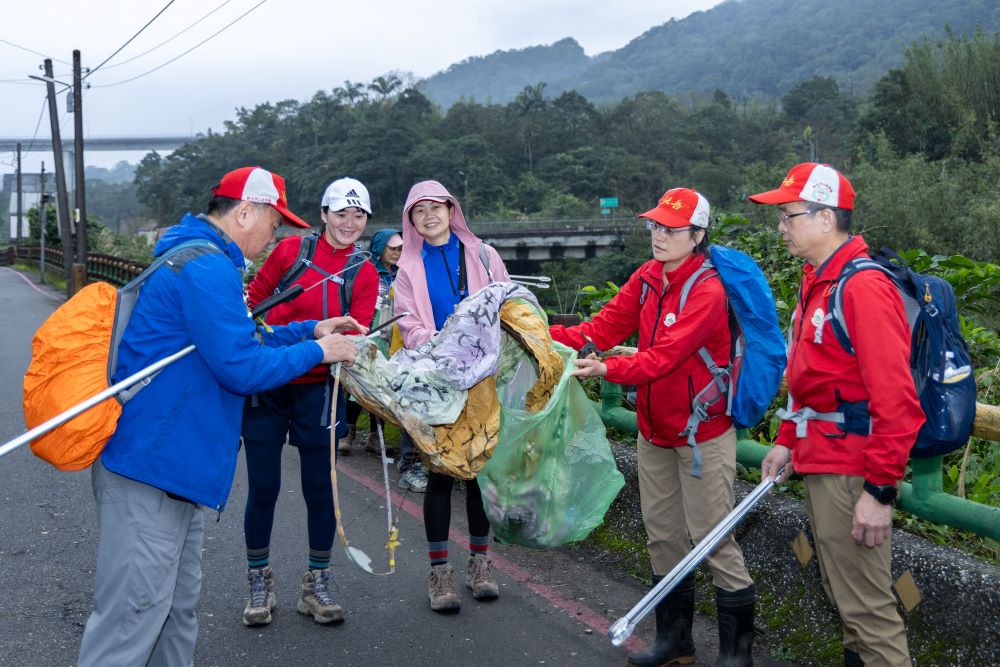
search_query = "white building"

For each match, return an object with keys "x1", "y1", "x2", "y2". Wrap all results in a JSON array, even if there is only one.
[{"x1": 3, "y1": 173, "x2": 46, "y2": 240}]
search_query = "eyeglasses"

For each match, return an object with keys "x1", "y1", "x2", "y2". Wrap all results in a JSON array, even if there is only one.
[
  {"x1": 777, "y1": 208, "x2": 824, "y2": 224},
  {"x1": 645, "y1": 220, "x2": 693, "y2": 237}
]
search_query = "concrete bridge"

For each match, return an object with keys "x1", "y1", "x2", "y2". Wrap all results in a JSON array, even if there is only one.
[
  {"x1": 359, "y1": 217, "x2": 640, "y2": 266},
  {"x1": 0, "y1": 134, "x2": 199, "y2": 152}
]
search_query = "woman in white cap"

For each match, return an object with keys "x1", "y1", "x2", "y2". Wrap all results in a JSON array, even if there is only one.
[
  {"x1": 239, "y1": 177, "x2": 379, "y2": 627},
  {"x1": 549, "y1": 188, "x2": 757, "y2": 667}
]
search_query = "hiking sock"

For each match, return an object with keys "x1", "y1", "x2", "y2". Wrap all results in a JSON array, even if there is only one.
[
  {"x1": 247, "y1": 547, "x2": 270, "y2": 569},
  {"x1": 469, "y1": 534, "x2": 489, "y2": 558},
  {"x1": 308, "y1": 549, "x2": 331, "y2": 571},
  {"x1": 428, "y1": 540, "x2": 449, "y2": 566}
]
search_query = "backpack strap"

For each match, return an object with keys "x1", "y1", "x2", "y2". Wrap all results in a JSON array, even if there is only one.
[
  {"x1": 828, "y1": 256, "x2": 888, "y2": 356},
  {"x1": 276, "y1": 232, "x2": 320, "y2": 294},
  {"x1": 338, "y1": 243, "x2": 366, "y2": 317},
  {"x1": 112, "y1": 239, "x2": 223, "y2": 403},
  {"x1": 675, "y1": 259, "x2": 723, "y2": 478}
]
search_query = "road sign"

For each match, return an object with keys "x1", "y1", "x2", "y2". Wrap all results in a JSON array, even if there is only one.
[{"x1": 599, "y1": 197, "x2": 619, "y2": 208}]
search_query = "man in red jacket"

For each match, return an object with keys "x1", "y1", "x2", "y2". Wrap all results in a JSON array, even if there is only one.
[{"x1": 754, "y1": 163, "x2": 923, "y2": 667}]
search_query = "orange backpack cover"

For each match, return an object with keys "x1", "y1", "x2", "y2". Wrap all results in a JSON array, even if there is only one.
[{"x1": 23, "y1": 282, "x2": 122, "y2": 471}]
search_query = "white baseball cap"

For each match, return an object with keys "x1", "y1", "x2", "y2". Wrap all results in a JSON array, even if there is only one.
[{"x1": 321, "y1": 177, "x2": 372, "y2": 215}]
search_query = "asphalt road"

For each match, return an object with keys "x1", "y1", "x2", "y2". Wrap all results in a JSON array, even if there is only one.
[{"x1": 0, "y1": 266, "x2": 795, "y2": 667}]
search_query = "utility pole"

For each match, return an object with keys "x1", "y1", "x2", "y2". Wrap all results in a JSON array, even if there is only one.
[
  {"x1": 41, "y1": 58, "x2": 74, "y2": 295},
  {"x1": 39, "y1": 163, "x2": 46, "y2": 284},
  {"x1": 72, "y1": 49, "x2": 88, "y2": 289},
  {"x1": 15, "y1": 143, "x2": 22, "y2": 246}
]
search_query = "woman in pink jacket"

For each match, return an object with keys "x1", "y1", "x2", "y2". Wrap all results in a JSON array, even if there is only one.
[{"x1": 393, "y1": 180, "x2": 510, "y2": 612}]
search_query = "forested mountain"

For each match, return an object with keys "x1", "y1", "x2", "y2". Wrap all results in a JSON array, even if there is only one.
[{"x1": 420, "y1": 0, "x2": 1000, "y2": 108}]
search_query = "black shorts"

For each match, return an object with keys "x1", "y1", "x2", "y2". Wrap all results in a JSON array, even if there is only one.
[{"x1": 242, "y1": 380, "x2": 347, "y2": 448}]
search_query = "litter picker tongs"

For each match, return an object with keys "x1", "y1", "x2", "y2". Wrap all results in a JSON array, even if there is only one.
[{"x1": 607, "y1": 469, "x2": 785, "y2": 646}]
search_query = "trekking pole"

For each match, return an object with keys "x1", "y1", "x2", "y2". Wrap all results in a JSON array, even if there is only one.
[
  {"x1": 0, "y1": 345, "x2": 196, "y2": 460},
  {"x1": 607, "y1": 470, "x2": 783, "y2": 647},
  {"x1": 0, "y1": 290, "x2": 305, "y2": 461},
  {"x1": 509, "y1": 275, "x2": 551, "y2": 289}
]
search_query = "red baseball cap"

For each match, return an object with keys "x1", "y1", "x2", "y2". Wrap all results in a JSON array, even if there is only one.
[
  {"x1": 639, "y1": 187, "x2": 711, "y2": 228},
  {"x1": 212, "y1": 166, "x2": 310, "y2": 228},
  {"x1": 749, "y1": 163, "x2": 856, "y2": 210}
]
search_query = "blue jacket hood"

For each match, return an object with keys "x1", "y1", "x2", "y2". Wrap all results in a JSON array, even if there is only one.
[
  {"x1": 369, "y1": 228, "x2": 401, "y2": 277},
  {"x1": 156, "y1": 213, "x2": 246, "y2": 270}
]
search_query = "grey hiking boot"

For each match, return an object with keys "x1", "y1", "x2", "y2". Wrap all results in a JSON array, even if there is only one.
[
  {"x1": 428, "y1": 563, "x2": 461, "y2": 612},
  {"x1": 398, "y1": 461, "x2": 428, "y2": 493},
  {"x1": 465, "y1": 554, "x2": 500, "y2": 600},
  {"x1": 338, "y1": 426, "x2": 355, "y2": 455},
  {"x1": 297, "y1": 568, "x2": 344, "y2": 624},
  {"x1": 243, "y1": 566, "x2": 276, "y2": 626}
]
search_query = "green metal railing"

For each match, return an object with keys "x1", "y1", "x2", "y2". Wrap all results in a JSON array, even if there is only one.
[
  {"x1": 14, "y1": 246, "x2": 150, "y2": 287},
  {"x1": 595, "y1": 377, "x2": 1000, "y2": 542}
]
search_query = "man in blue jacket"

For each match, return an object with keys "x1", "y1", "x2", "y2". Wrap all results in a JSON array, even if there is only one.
[{"x1": 78, "y1": 166, "x2": 364, "y2": 667}]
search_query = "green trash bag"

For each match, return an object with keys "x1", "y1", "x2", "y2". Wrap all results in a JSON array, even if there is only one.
[{"x1": 478, "y1": 337, "x2": 625, "y2": 549}]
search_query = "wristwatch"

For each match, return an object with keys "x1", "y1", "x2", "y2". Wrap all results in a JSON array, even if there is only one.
[{"x1": 863, "y1": 481, "x2": 898, "y2": 505}]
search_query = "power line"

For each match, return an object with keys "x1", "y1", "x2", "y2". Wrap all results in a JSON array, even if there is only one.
[
  {"x1": 92, "y1": 0, "x2": 269, "y2": 89},
  {"x1": 85, "y1": 0, "x2": 178, "y2": 80},
  {"x1": 24, "y1": 96, "x2": 49, "y2": 154},
  {"x1": 0, "y1": 37, "x2": 71, "y2": 65},
  {"x1": 101, "y1": 0, "x2": 236, "y2": 71}
]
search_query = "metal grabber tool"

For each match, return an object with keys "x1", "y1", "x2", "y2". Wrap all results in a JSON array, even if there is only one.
[{"x1": 607, "y1": 468, "x2": 785, "y2": 646}]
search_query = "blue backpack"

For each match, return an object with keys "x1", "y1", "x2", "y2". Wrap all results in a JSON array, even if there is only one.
[
  {"x1": 676, "y1": 245, "x2": 787, "y2": 476},
  {"x1": 828, "y1": 248, "x2": 976, "y2": 458}
]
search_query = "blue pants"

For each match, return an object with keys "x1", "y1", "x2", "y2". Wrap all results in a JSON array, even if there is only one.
[
  {"x1": 243, "y1": 442, "x2": 335, "y2": 552},
  {"x1": 242, "y1": 381, "x2": 342, "y2": 553}
]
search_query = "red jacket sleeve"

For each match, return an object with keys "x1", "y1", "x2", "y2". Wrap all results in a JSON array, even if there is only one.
[
  {"x1": 603, "y1": 277, "x2": 727, "y2": 386},
  {"x1": 845, "y1": 272, "x2": 925, "y2": 484},
  {"x1": 549, "y1": 270, "x2": 645, "y2": 351}
]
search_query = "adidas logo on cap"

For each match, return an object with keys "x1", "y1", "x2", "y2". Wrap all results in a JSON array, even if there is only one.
[{"x1": 321, "y1": 178, "x2": 372, "y2": 214}]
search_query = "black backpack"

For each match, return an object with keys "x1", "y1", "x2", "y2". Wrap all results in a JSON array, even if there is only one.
[
  {"x1": 828, "y1": 248, "x2": 977, "y2": 458},
  {"x1": 274, "y1": 232, "x2": 366, "y2": 318}
]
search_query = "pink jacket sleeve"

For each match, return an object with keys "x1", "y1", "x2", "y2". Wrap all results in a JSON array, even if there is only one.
[{"x1": 392, "y1": 267, "x2": 435, "y2": 348}]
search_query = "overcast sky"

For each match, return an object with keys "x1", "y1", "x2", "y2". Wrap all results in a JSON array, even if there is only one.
[{"x1": 1, "y1": 0, "x2": 721, "y2": 176}]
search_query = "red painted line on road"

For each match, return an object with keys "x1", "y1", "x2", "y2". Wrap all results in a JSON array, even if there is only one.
[
  {"x1": 2, "y1": 267, "x2": 64, "y2": 301},
  {"x1": 337, "y1": 458, "x2": 646, "y2": 654}
]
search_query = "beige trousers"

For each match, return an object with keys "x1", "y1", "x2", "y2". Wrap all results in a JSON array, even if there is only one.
[
  {"x1": 804, "y1": 474, "x2": 910, "y2": 666},
  {"x1": 637, "y1": 428, "x2": 753, "y2": 592}
]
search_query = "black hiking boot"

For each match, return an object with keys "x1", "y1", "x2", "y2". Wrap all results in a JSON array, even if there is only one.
[
  {"x1": 715, "y1": 583, "x2": 756, "y2": 666},
  {"x1": 626, "y1": 574, "x2": 696, "y2": 666},
  {"x1": 843, "y1": 648, "x2": 864, "y2": 667}
]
